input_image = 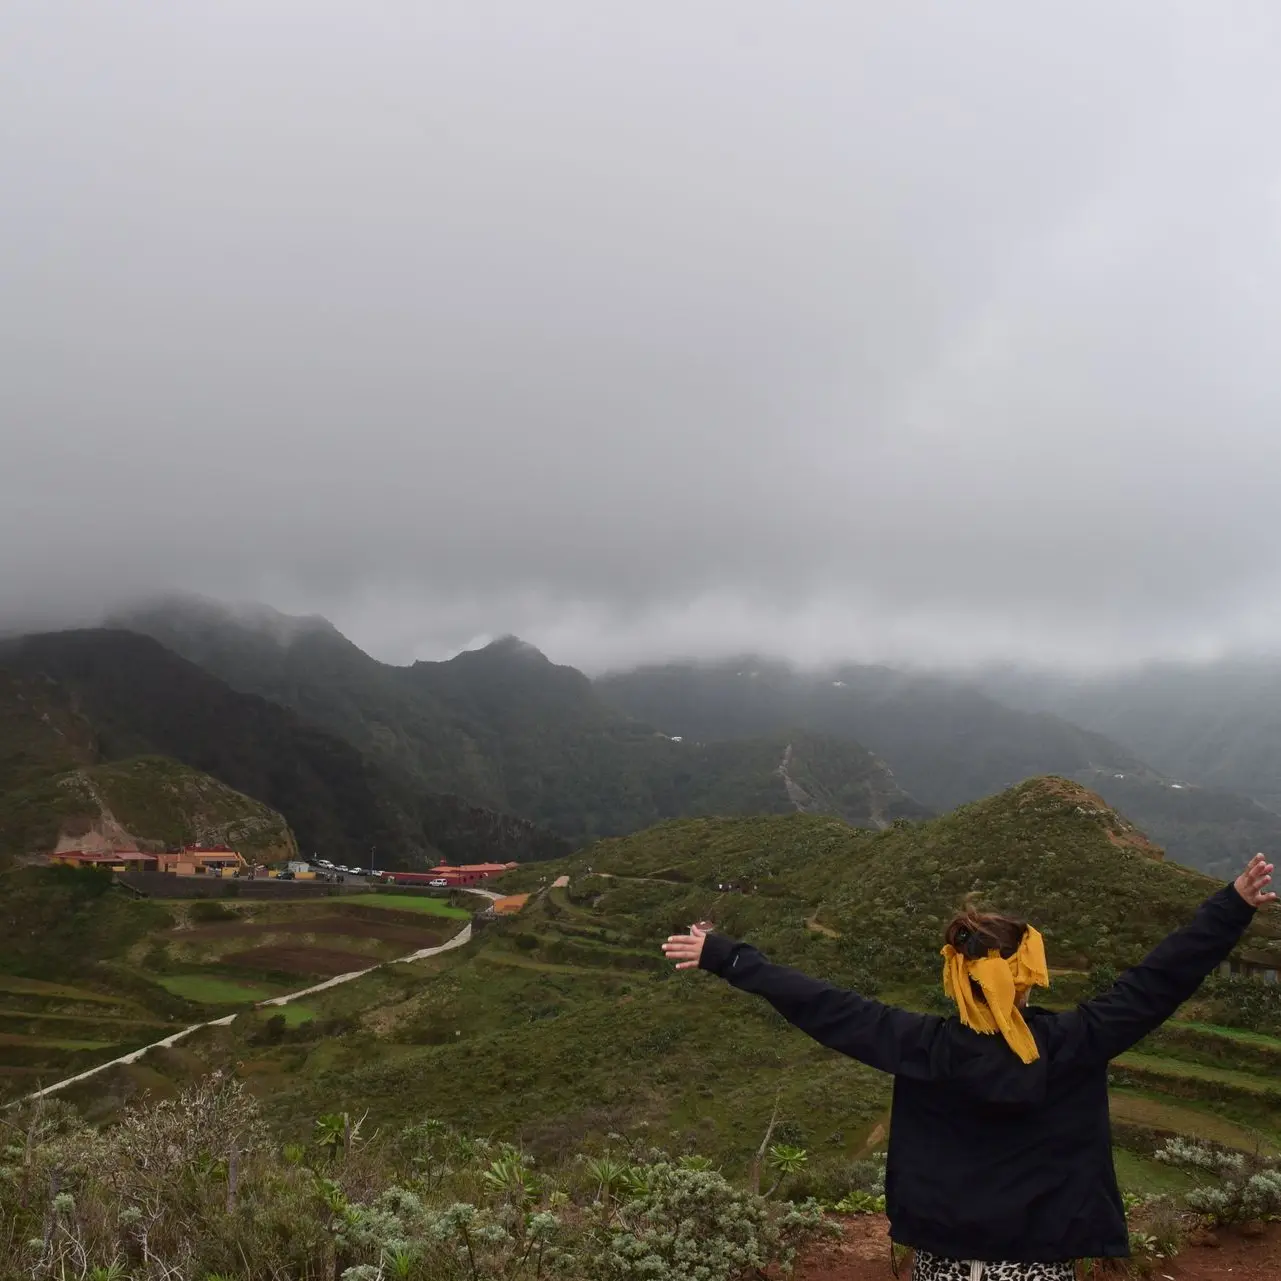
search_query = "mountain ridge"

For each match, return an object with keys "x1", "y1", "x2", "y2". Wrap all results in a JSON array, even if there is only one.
[
  {"x1": 0, "y1": 629, "x2": 569, "y2": 868},
  {"x1": 103, "y1": 596, "x2": 1281, "y2": 875},
  {"x1": 596, "y1": 656, "x2": 1281, "y2": 877},
  {"x1": 110, "y1": 598, "x2": 926, "y2": 842},
  {"x1": 978, "y1": 658, "x2": 1281, "y2": 813}
]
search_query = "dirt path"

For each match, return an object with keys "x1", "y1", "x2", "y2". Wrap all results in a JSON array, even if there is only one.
[
  {"x1": 19, "y1": 921, "x2": 474, "y2": 1102},
  {"x1": 794, "y1": 1217, "x2": 1281, "y2": 1280}
]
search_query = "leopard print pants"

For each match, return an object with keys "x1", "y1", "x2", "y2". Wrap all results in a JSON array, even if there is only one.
[{"x1": 911, "y1": 1250, "x2": 1075, "y2": 1280}]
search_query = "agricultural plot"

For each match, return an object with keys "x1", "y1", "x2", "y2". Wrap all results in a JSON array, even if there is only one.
[
  {"x1": 150, "y1": 898, "x2": 461, "y2": 986},
  {"x1": 0, "y1": 893, "x2": 470, "y2": 1100},
  {"x1": 337, "y1": 893, "x2": 473, "y2": 919},
  {"x1": 0, "y1": 973, "x2": 171, "y2": 1096}
]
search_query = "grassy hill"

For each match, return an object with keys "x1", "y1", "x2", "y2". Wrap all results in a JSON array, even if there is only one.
[
  {"x1": 50, "y1": 778, "x2": 1281, "y2": 1192},
  {"x1": 0, "y1": 755, "x2": 296, "y2": 863}
]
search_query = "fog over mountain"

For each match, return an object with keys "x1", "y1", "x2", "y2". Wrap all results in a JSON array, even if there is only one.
[{"x1": 4, "y1": 3, "x2": 1281, "y2": 670}]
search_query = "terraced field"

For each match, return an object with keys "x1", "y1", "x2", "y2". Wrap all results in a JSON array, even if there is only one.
[
  {"x1": 148, "y1": 898, "x2": 455, "y2": 984},
  {"x1": 0, "y1": 974, "x2": 173, "y2": 1094},
  {"x1": 0, "y1": 889, "x2": 473, "y2": 1100}
]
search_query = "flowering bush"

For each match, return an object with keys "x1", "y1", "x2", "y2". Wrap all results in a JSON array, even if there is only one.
[
  {"x1": 0, "y1": 1077, "x2": 827, "y2": 1281},
  {"x1": 1156, "y1": 1137, "x2": 1281, "y2": 1225}
]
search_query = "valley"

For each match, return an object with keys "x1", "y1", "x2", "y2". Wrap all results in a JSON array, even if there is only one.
[{"x1": 17, "y1": 779, "x2": 1281, "y2": 1199}]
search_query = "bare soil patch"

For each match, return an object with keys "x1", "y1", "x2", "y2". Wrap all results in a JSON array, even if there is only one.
[
  {"x1": 183, "y1": 916, "x2": 438, "y2": 946},
  {"x1": 792, "y1": 1217, "x2": 1281, "y2": 1280},
  {"x1": 220, "y1": 945, "x2": 375, "y2": 977}
]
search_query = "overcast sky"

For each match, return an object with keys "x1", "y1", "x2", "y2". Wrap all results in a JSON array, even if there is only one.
[{"x1": 4, "y1": 3, "x2": 1281, "y2": 672}]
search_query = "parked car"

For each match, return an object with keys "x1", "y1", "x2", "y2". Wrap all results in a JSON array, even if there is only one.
[
  {"x1": 429, "y1": 878, "x2": 449, "y2": 888},
  {"x1": 278, "y1": 871, "x2": 295, "y2": 881}
]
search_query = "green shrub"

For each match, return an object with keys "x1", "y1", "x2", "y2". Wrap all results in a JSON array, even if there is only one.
[
  {"x1": 1201, "y1": 974, "x2": 1281, "y2": 1035},
  {"x1": 189, "y1": 899, "x2": 237, "y2": 923},
  {"x1": 595, "y1": 1164, "x2": 826, "y2": 1281},
  {"x1": 1088, "y1": 963, "x2": 1118, "y2": 996}
]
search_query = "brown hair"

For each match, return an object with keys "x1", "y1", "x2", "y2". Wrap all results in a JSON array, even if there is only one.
[{"x1": 944, "y1": 903, "x2": 1028, "y2": 961}]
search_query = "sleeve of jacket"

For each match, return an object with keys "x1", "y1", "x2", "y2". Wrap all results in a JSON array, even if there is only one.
[
  {"x1": 698, "y1": 932, "x2": 946, "y2": 1078},
  {"x1": 1052, "y1": 883, "x2": 1256, "y2": 1066}
]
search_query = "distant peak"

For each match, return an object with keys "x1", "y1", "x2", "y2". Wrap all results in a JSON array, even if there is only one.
[
  {"x1": 484, "y1": 635, "x2": 549, "y2": 662},
  {"x1": 116, "y1": 592, "x2": 339, "y2": 647}
]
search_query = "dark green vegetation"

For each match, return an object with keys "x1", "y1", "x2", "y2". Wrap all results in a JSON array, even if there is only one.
[
  {"x1": 0, "y1": 628, "x2": 569, "y2": 868},
  {"x1": 0, "y1": 863, "x2": 469, "y2": 1096},
  {"x1": 599, "y1": 658, "x2": 1281, "y2": 876},
  {"x1": 114, "y1": 597, "x2": 926, "y2": 843},
  {"x1": 58, "y1": 779, "x2": 1281, "y2": 1193},
  {"x1": 0, "y1": 865, "x2": 187, "y2": 1089},
  {"x1": 0, "y1": 668, "x2": 99, "y2": 789}
]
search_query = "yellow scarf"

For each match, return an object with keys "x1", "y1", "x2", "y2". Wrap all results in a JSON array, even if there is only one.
[{"x1": 940, "y1": 926, "x2": 1049, "y2": 1065}]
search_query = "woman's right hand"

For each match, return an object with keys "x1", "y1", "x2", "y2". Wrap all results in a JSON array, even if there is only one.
[
  {"x1": 663, "y1": 922, "x2": 712, "y2": 970},
  {"x1": 1235, "y1": 853, "x2": 1277, "y2": 908}
]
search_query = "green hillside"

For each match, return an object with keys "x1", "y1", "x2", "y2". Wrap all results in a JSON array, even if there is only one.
[
  {"x1": 0, "y1": 669, "x2": 98, "y2": 791},
  {"x1": 59, "y1": 778, "x2": 1281, "y2": 1187},
  {"x1": 0, "y1": 629, "x2": 569, "y2": 868},
  {"x1": 0, "y1": 755, "x2": 296, "y2": 863}
]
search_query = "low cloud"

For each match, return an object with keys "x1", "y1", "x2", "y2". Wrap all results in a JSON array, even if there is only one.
[{"x1": 3, "y1": 2, "x2": 1281, "y2": 669}]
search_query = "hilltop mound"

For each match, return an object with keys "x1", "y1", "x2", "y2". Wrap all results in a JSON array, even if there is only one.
[
  {"x1": 0, "y1": 756, "x2": 296, "y2": 863},
  {"x1": 527, "y1": 776, "x2": 1276, "y2": 978},
  {"x1": 1010, "y1": 776, "x2": 1164, "y2": 858}
]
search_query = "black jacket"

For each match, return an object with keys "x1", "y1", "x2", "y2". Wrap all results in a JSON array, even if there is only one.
[{"x1": 699, "y1": 882, "x2": 1256, "y2": 1262}]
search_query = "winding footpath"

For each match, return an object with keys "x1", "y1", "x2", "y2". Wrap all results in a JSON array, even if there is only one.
[{"x1": 20, "y1": 889, "x2": 505, "y2": 1103}]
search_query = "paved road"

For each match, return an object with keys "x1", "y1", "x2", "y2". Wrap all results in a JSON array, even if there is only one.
[{"x1": 20, "y1": 920, "x2": 477, "y2": 1103}]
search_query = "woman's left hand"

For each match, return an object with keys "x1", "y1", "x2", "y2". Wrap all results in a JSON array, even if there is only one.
[{"x1": 663, "y1": 923, "x2": 711, "y2": 970}]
